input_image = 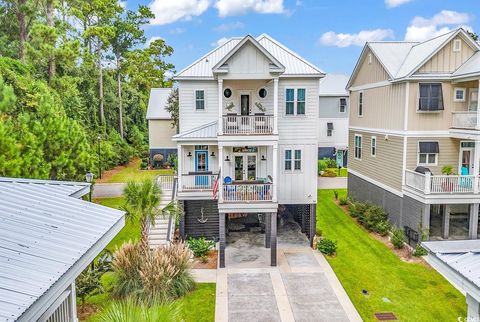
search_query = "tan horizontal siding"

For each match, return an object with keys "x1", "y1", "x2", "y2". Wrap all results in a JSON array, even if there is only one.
[
  {"x1": 149, "y1": 120, "x2": 176, "y2": 148},
  {"x1": 350, "y1": 83, "x2": 406, "y2": 131},
  {"x1": 351, "y1": 48, "x2": 390, "y2": 87},
  {"x1": 348, "y1": 130, "x2": 404, "y2": 192},
  {"x1": 406, "y1": 137, "x2": 460, "y2": 175}
]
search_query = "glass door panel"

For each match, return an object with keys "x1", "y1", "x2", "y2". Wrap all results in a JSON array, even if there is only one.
[
  {"x1": 195, "y1": 151, "x2": 208, "y2": 186},
  {"x1": 235, "y1": 156, "x2": 244, "y2": 181},
  {"x1": 247, "y1": 155, "x2": 256, "y2": 180}
]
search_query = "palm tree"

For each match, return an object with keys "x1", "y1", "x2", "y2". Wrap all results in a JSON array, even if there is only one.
[
  {"x1": 98, "y1": 297, "x2": 181, "y2": 322},
  {"x1": 123, "y1": 179, "x2": 161, "y2": 254}
]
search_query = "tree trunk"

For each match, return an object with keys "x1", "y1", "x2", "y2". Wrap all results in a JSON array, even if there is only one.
[
  {"x1": 117, "y1": 56, "x2": 124, "y2": 137},
  {"x1": 16, "y1": 0, "x2": 27, "y2": 62},
  {"x1": 140, "y1": 217, "x2": 150, "y2": 255},
  {"x1": 46, "y1": 0, "x2": 55, "y2": 83},
  {"x1": 97, "y1": 46, "x2": 105, "y2": 125}
]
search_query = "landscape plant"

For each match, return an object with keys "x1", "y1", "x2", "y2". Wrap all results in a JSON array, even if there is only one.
[
  {"x1": 98, "y1": 297, "x2": 181, "y2": 322},
  {"x1": 317, "y1": 238, "x2": 337, "y2": 255},
  {"x1": 338, "y1": 195, "x2": 349, "y2": 205},
  {"x1": 391, "y1": 227, "x2": 405, "y2": 249},
  {"x1": 187, "y1": 237, "x2": 215, "y2": 258}
]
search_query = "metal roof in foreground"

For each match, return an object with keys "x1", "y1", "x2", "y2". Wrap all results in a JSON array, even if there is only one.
[{"x1": 0, "y1": 177, "x2": 125, "y2": 322}]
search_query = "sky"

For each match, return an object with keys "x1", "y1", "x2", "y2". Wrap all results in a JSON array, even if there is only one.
[{"x1": 125, "y1": 0, "x2": 480, "y2": 76}]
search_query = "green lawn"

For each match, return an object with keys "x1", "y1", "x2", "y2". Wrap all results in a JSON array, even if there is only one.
[
  {"x1": 317, "y1": 189, "x2": 466, "y2": 322},
  {"x1": 94, "y1": 197, "x2": 140, "y2": 251},
  {"x1": 99, "y1": 159, "x2": 174, "y2": 183},
  {"x1": 326, "y1": 167, "x2": 348, "y2": 177}
]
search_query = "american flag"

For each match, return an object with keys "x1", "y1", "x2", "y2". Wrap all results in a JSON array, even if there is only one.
[{"x1": 212, "y1": 172, "x2": 220, "y2": 199}]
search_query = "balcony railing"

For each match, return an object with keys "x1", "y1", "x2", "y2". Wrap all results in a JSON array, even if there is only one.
[
  {"x1": 157, "y1": 174, "x2": 177, "y2": 190},
  {"x1": 180, "y1": 173, "x2": 217, "y2": 191},
  {"x1": 222, "y1": 115, "x2": 274, "y2": 135},
  {"x1": 452, "y1": 111, "x2": 478, "y2": 129},
  {"x1": 405, "y1": 169, "x2": 479, "y2": 194},
  {"x1": 222, "y1": 183, "x2": 273, "y2": 202}
]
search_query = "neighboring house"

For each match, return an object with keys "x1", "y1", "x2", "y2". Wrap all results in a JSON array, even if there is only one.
[
  {"x1": 147, "y1": 88, "x2": 177, "y2": 166},
  {"x1": 172, "y1": 34, "x2": 324, "y2": 267},
  {"x1": 0, "y1": 177, "x2": 124, "y2": 322},
  {"x1": 347, "y1": 28, "x2": 480, "y2": 242},
  {"x1": 318, "y1": 74, "x2": 349, "y2": 167}
]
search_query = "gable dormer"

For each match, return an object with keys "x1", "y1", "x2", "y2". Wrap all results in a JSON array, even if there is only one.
[
  {"x1": 212, "y1": 35, "x2": 285, "y2": 79},
  {"x1": 348, "y1": 46, "x2": 391, "y2": 88},
  {"x1": 416, "y1": 33, "x2": 478, "y2": 74}
]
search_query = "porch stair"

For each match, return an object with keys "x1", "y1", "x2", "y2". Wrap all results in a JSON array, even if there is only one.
[{"x1": 149, "y1": 176, "x2": 177, "y2": 249}]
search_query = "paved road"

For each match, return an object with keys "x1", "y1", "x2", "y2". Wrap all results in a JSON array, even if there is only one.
[
  {"x1": 318, "y1": 176, "x2": 348, "y2": 190},
  {"x1": 215, "y1": 247, "x2": 362, "y2": 322},
  {"x1": 92, "y1": 183, "x2": 126, "y2": 198}
]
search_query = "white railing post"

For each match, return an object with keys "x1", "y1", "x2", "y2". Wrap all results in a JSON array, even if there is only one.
[
  {"x1": 177, "y1": 144, "x2": 182, "y2": 192},
  {"x1": 218, "y1": 146, "x2": 223, "y2": 202},
  {"x1": 218, "y1": 79, "x2": 223, "y2": 135},
  {"x1": 425, "y1": 172, "x2": 431, "y2": 194},
  {"x1": 272, "y1": 143, "x2": 278, "y2": 202},
  {"x1": 475, "y1": 176, "x2": 479, "y2": 194},
  {"x1": 273, "y1": 78, "x2": 279, "y2": 135},
  {"x1": 476, "y1": 79, "x2": 480, "y2": 130}
]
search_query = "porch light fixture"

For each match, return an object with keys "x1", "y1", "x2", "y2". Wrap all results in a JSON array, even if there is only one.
[
  {"x1": 210, "y1": 152, "x2": 216, "y2": 157},
  {"x1": 85, "y1": 171, "x2": 94, "y2": 202},
  {"x1": 261, "y1": 155, "x2": 266, "y2": 161},
  {"x1": 225, "y1": 156, "x2": 230, "y2": 162},
  {"x1": 187, "y1": 152, "x2": 192, "y2": 157}
]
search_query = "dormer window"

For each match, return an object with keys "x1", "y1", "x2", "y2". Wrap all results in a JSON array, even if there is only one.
[
  {"x1": 453, "y1": 39, "x2": 462, "y2": 52},
  {"x1": 368, "y1": 53, "x2": 372, "y2": 64}
]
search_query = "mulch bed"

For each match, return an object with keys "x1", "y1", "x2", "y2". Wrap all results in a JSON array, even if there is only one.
[
  {"x1": 77, "y1": 303, "x2": 100, "y2": 321},
  {"x1": 335, "y1": 200, "x2": 425, "y2": 265},
  {"x1": 192, "y1": 250, "x2": 218, "y2": 269}
]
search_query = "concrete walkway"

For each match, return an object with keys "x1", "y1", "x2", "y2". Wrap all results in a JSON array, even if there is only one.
[
  {"x1": 215, "y1": 247, "x2": 362, "y2": 322},
  {"x1": 317, "y1": 176, "x2": 347, "y2": 190},
  {"x1": 92, "y1": 183, "x2": 126, "y2": 198}
]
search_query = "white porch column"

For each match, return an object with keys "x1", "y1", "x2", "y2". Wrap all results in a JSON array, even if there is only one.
[
  {"x1": 467, "y1": 293, "x2": 480, "y2": 321},
  {"x1": 272, "y1": 142, "x2": 278, "y2": 202},
  {"x1": 218, "y1": 145, "x2": 224, "y2": 202},
  {"x1": 273, "y1": 77, "x2": 279, "y2": 134},
  {"x1": 475, "y1": 140, "x2": 480, "y2": 194},
  {"x1": 476, "y1": 79, "x2": 480, "y2": 129},
  {"x1": 443, "y1": 205, "x2": 450, "y2": 239},
  {"x1": 70, "y1": 282, "x2": 77, "y2": 322},
  {"x1": 470, "y1": 203, "x2": 479, "y2": 239},
  {"x1": 177, "y1": 144, "x2": 182, "y2": 192},
  {"x1": 218, "y1": 79, "x2": 223, "y2": 135}
]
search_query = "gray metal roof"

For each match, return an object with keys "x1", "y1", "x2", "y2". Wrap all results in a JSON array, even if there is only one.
[
  {"x1": 173, "y1": 121, "x2": 218, "y2": 141},
  {"x1": 0, "y1": 177, "x2": 125, "y2": 321},
  {"x1": 319, "y1": 74, "x2": 349, "y2": 96},
  {"x1": 453, "y1": 51, "x2": 480, "y2": 78},
  {"x1": 423, "y1": 240, "x2": 480, "y2": 299},
  {"x1": 175, "y1": 34, "x2": 324, "y2": 79},
  {"x1": 147, "y1": 88, "x2": 172, "y2": 120}
]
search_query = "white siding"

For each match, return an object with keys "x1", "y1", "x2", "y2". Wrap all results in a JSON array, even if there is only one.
[
  {"x1": 178, "y1": 80, "x2": 218, "y2": 132},
  {"x1": 222, "y1": 42, "x2": 272, "y2": 79},
  {"x1": 277, "y1": 143, "x2": 318, "y2": 204},
  {"x1": 318, "y1": 118, "x2": 349, "y2": 148}
]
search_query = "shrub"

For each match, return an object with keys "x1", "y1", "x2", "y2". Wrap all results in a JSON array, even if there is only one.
[
  {"x1": 338, "y1": 196, "x2": 349, "y2": 206},
  {"x1": 413, "y1": 244, "x2": 428, "y2": 256},
  {"x1": 333, "y1": 190, "x2": 338, "y2": 200},
  {"x1": 348, "y1": 201, "x2": 371, "y2": 218},
  {"x1": 187, "y1": 237, "x2": 215, "y2": 258},
  {"x1": 318, "y1": 159, "x2": 328, "y2": 174},
  {"x1": 321, "y1": 169, "x2": 337, "y2": 177},
  {"x1": 167, "y1": 154, "x2": 177, "y2": 171},
  {"x1": 359, "y1": 204, "x2": 388, "y2": 232},
  {"x1": 317, "y1": 238, "x2": 337, "y2": 255},
  {"x1": 374, "y1": 220, "x2": 391, "y2": 236},
  {"x1": 112, "y1": 241, "x2": 143, "y2": 298},
  {"x1": 391, "y1": 227, "x2": 405, "y2": 248},
  {"x1": 98, "y1": 297, "x2": 181, "y2": 322},
  {"x1": 323, "y1": 158, "x2": 337, "y2": 168}
]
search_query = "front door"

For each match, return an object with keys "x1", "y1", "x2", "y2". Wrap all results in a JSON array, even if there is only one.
[
  {"x1": 241, "y1": 95, "x2": 250, "y2": 116},
  {"x1": 195, "y1": 150, "x2": 208, "y2": 186},
  {"x1": 234, "y1": 154, "x2": 257, "y2": 181},
  {"x1": 460, "y1": 142, "x2": 475, "y2": 175},
  {"x1": 336, "y1": 150, "x2": 344, "y2": 168}
]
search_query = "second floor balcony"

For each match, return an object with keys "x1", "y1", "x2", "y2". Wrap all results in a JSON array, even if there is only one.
[
  {"x1": 405, "y1": 169, "x2": 480, "y2": 195},
  {"x1": 222, "y1": 114, "x2": 274, "y2": 135},
  {"x1": 452, "y1": 111, "x2": 478, "y2": 130}
]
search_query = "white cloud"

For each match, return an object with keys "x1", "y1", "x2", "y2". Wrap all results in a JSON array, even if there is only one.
[
  {"x1": 149, "y1": 0, "x2": 209, "y2": 25},
  {"x1": 215, "y1": 0, "x2": 285, "y2": 17},
  {"x1": 211, "y1": 37, "x2": 229, "y2": 47},
  {"x1": 169, "y1": 27, "x2": 187, "y2": 34},
  {"x1": 385, "y1": 0, "x2": 413, "y2": 8},
  {"x1": 214, "y1": 21, "x2": 244, "y2": 32},
  {"x1": 404, "y1": 10, "x2": 474, "y2": 41},
  {"x1": 118, "y1": 0, "x2": 127, "y2": 9},
  {"x1": 320, "y1": 29, "x2": 394, "y2": 47}
]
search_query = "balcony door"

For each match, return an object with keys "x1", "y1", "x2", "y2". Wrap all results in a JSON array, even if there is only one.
[
  {"x1": 460, "y1": 142, "x2": 475, "y2": 175},
  {"x1": 234, "y1": 154, "x2": 257, "y2": 181},
  {"x1": 240, "y1": 94, "x2": 250, "y2": 116},
  {"x1": 195, "y1": 149, "x2": 208, "y2": 186}
]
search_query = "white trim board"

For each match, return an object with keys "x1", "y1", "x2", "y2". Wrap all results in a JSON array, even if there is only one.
[
  {"x1": 349, "y1": 126, "x2": 452, "y2": 137},
  {"x1": 349, "y1": 80, "x2": 391, "y2": 92},
  {"x1": 349, "y1": 169, "x2": 403, "y2": 197}
]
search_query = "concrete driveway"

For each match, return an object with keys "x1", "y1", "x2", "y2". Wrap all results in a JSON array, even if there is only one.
[
  {"x1": 92, "y1": 183, "x2": 126, "y2": 198},
  {"x1": 318, "y1": 176, "x2": 347, "y2": 190},
  {"x1": 215, "y1": 247, "x2": 362, "y2": 322}
]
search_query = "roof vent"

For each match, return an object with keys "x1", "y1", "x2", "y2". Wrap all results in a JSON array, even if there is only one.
[{"x1": 205, "y1": 58, "x2": 209, "y2": 63}]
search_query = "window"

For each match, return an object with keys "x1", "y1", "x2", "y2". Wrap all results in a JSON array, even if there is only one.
[
  {"x1": 285, "y1": 149, "x2": 292, "y2": 170},
  {"x1": 453, "y1": 39, "x2": 462, "y2": 52},
  {"x1": 339, "y1": 98, "x2": 347, "y2": 113},
  {"x1": 285, "y1": 88, "x2": 306, "y2": 115},
  {"x1": 418, "y1": 142, "x2": 439, "y2": 166},
  {"x1": 286, "y1": 89, "x2": 294, "y2": 115},
  {"x1": 258, "y1": 88, "x2": 267, "y2": 98},
  {"x1": 371, "y1": 136, "x2": 376, "y2": 157},
  {"x1": 358, "y1": 92, "x2": 363, "y2": 116},
  {"x1": 297, "y1": 89, "x2": 305, "y2": 115},
  {"x1": 368, "y1": 53, "x2": 372, "y2": 64},
  {"x1": 195, "y1": 90, "x2": 205, "y2": 110},
  {"x1": 224, "y1": 88, "x2": 232, "y2": 98},
  {"x1": 454, "y1": 88, "x2": 466, "y2": 102},
  {"x1": 327, "y1": 122, "x2": 333, "y2": 137},
  {"x1": 470, "y1": 90, "x2": 478, "y2": 110},
  {"x1": 354, "y1": 134, "x2": 362, "y2": 160},
  {"x1": 294, "y1": 150, "x2": 302, "y2": 170},
  {"x1": 418, "y1": 83, "x2": 444, "y2": 111}
]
